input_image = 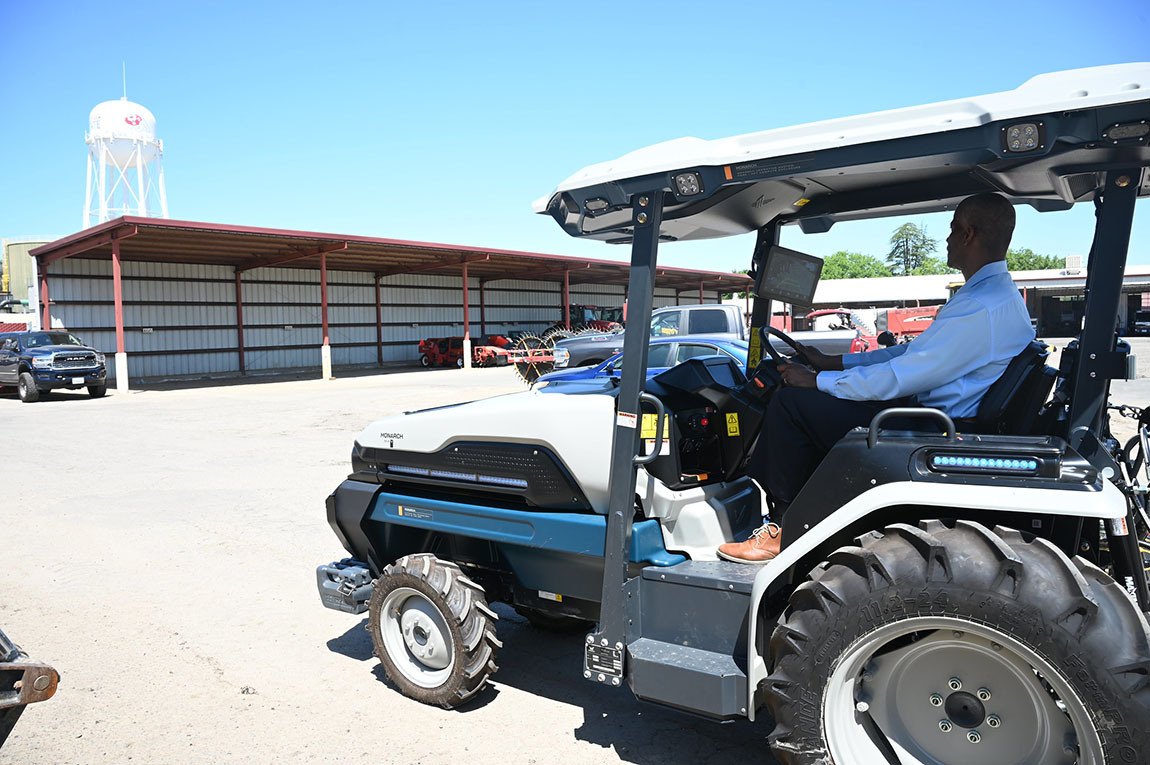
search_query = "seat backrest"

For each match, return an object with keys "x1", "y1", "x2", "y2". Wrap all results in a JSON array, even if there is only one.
[{"x1": 975, "y1": 341, "x2": 1056, "y2": 434}]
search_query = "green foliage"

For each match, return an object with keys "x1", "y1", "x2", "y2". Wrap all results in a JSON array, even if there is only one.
[
  {"x1": 887, "y1": 223, "x2": 938, "y2": 275},
  {"x1": 1006, "y1": 247, "x2": 1065, "y2": 271},
  {"x1": 820, "y1": 251, "x2": 892, "y2": 279},
  {"x1": 910, "y1": 256, "x2": 958, "y2": 276},
  {"x1": 721, "y1": 268, "x2": 753, "y2": 299}
]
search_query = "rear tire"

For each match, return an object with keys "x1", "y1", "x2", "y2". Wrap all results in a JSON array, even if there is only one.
[
  {"x1": 17, "y1": 372, "x2": 40, "y2": 403},
  {"x1": 368, "y1": 554, "x2": 500, "y2": 708},
  {"x1": 765, "y1": 520, "x2": 1150, "y2": 765},
  {"x1": 87, "y1": 383, "x2": 106, "y2": 398}
]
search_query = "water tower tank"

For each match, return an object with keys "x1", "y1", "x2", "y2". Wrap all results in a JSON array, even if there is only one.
[
  {"x1": 83, "y1": 95, "x2": 168, "y2": 228},
  {"x1": 88, "y1": 99, "x2": 159, "y2": 165}
]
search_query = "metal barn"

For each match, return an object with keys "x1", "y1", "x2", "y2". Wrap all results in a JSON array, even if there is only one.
[{"x1": 30, "y1": 217, "x2": 750, "y2": 388}]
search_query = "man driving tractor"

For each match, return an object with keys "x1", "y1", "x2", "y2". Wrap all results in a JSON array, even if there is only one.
[{"x1": 719, "y1": 193, "x2": 1035, "y2": 563}]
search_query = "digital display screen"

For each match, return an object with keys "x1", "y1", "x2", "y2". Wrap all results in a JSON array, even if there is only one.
[{"x1": 754, "y1": 246, "x2": 823, "y2": 306}]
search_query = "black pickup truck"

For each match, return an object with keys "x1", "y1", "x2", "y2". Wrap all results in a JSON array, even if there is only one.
[{"x1": 0, "y1": 330, "x2": 107, "y2": 403}]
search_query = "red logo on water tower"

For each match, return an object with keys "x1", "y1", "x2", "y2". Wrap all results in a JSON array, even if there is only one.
[{"x1": 125, "y1": 114, "x2": 142, "y2": 126}]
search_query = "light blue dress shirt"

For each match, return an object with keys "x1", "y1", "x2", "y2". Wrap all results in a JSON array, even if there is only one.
[{"x1": 816, "y1": 260, "x2": 1035, "y2": 418}]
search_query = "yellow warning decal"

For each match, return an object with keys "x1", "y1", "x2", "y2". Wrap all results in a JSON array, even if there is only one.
[
  {"x1": 748, "y1": 329, "x2": 762, "y2": 369},
  {"x1": 641, "y1": 413, "x2": 671, "y2": 439},
  {"x1": 726, "y1": 413, "x2": 740, "y2": 436},
  {"x1": 794, "y1": 198, "x2": 810, "y2": 207}
]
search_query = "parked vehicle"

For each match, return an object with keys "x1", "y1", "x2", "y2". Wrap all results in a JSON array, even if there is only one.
[
  {"x1": 536, "y1": 336, "x2": 748, "y2": 385},
  {"x1": 318, "y1": 64, "x2": 1150, "y2": 763},
  {"x1": 0, "y1": 330, "x2": 107, "y2": 402}
]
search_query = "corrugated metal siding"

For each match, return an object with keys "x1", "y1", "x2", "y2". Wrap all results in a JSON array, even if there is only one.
[{"x1": 43, "y1": 258, "x2": 727, "y2": 380}]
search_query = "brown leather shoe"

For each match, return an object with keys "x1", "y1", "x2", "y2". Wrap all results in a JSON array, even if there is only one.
[{"x1": 717, "y1": 522, "x2": 782, "y2": 564}]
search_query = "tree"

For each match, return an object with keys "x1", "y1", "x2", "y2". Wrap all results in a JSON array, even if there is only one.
[
  {"x1": 721, "y1": 268, "x2": 752, "y2": 299},
  {"x1": 1006, "y1": 247, "x2": 1065, "y2": 271},
  {"x1": 820, "y1": 251, "x2": 892, "y2": 279},
  {"x1": 910, "y1": 256, "x2": 958, "y2": 276},
  {"x1": 887, "y1": 223, "x2": 938, "y2": 275}
]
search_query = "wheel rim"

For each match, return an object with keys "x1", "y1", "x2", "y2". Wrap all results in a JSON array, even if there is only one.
[
  {"x1": 823, "y1": 616, "x2": 1102, "y2": 765},
  {"x1": 379, "y1": 586, "x2": 455, "y2": 688}
]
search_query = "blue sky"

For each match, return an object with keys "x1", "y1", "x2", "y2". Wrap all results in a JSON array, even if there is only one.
[{"x1": 2, "y1": 1, "x2": 1148, "y2": 274}]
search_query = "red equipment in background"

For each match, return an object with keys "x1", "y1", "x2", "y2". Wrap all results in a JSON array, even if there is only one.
[
  {"x1": 883, "y1": 305, "x2": 939, "y2": 340},
  {"x1": 418, "y1": 335, "x2": 518, "y2": 368}
]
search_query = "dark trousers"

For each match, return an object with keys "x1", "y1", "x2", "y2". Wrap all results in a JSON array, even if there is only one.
[{"x1": 747, "y1": 388, "x2": 904, "y2": 513}]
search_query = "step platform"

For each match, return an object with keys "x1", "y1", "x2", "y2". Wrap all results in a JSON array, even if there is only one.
[{"x1": 625, "y1": 560, "x2": 759, "y2": 719}]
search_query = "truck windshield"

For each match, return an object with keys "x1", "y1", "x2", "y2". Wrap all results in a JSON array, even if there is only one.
[{"x1": 22, "y1": 332, "x2": 84, "y2": 348}]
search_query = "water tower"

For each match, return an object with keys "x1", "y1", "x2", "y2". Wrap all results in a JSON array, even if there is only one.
[{"x1": 83, "y1": 97, "x2": 169, "y2": 227}]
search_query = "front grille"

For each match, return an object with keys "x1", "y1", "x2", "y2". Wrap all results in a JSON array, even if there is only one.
[{"x1": 53, "y1": 353, "x2": 98, "y2": 369}]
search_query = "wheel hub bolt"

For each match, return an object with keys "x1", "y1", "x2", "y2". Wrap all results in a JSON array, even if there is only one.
[
  {"x1": 967, "y1": 730, "x2": 981, "y2": 744},
  {"x1": 987, "y1": 715, "x2": 1001, "y2": 728},
  {"x1": 948, "y1": 677, "x2": 962, "y2": 691},
  {"x1": 977, "y1": 688, "x2": 991, "y2": 701},
  {"x1": 939, "y1": 720, "x2": 953, "y2": 733},
  {"x1": 929, "y1": 694, "x2": 944, "y2": 707}
]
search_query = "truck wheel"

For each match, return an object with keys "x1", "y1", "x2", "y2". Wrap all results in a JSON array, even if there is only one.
[
  {"x1": 514, "y1": 606, "x2": 595, "y2": 634},
  {"x1": 368, "y1": 554, "x2": 501, "y2": 708},
  {"x1": 765, "y1": 520, "x2": 1150, "y2": 765},
  {"x1": 17, "y1": 372, "x2": 40, "y2": 403},
  {"x1": 419, "y1": 354, "x2": 431, "y2": 367},
  {"x1": 87, "y1": 384, "x2": 106, "y2": 398}
]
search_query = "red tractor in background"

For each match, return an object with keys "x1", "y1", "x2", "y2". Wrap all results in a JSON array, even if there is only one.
[{"x1": 419, "y1": 335, "x2": 517, "y2": 368}]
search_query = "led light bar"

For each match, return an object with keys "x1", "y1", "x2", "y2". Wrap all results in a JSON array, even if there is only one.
[
  {"x1": 388, "y1": 464, "x2": 430, "y2": 476},
  {"x1": 387, "y1": 463, "x2": 527, "y2": 490},
  {"x1": 477, "y1": 475, "x2": 529, "y2": 489},
  {"x1": 931, "y1": 455, "x2": 1038, "y2": 472},
  {"x1": 429, "y1": 469, "x2": 478, "y2": 482}
]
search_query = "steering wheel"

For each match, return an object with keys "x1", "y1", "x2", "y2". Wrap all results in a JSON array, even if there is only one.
[{"x1": 759, "y1": 326, "x2": 811, "y2": 367}]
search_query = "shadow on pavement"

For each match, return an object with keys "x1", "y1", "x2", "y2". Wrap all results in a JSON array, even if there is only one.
[{"x1": 327, "y1": 606, "x2": 778, "y2": 764}]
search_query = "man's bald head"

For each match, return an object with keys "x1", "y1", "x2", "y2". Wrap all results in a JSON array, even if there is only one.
[{"x1": 955, "y1": 193, "x2": 1016, "y2": 258}]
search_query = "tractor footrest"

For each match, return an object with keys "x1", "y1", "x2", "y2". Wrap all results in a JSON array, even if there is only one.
[{"x1": 627, "y1": 638, "x2": 747, "y2": 719}]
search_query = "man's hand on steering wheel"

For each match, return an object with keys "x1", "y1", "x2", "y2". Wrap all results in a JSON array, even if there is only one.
[
  {"x1": 778, "y1": 360, "x2": 818, "y2": 388},
  {"x1": 789, "y1": 341, "x2": 840, "y2": 372}
]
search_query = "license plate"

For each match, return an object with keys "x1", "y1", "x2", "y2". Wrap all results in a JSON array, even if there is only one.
[{"x1": 71, "y1": 377, "x2": 85, "y2": 385}]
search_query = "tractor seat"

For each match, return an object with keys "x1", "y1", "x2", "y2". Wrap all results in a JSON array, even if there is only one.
[{"x1": 960, "y1": 341, "x2": 1057, "y2": 435}]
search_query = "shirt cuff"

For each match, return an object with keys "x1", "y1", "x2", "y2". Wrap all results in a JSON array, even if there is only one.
[{"x1": 816, "y1": 370, "x2": 845, "y2": 395}]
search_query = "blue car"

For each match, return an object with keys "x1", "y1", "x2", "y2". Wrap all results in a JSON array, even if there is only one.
[{"x1": 535, "y1": 335, "x2": 748, "y2": 385}]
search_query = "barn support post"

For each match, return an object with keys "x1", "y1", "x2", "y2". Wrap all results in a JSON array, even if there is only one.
[
  {"x1": 38, "y1": 268, "x2": 50, "y2": 330},
  {"x1": 479, "y1": 279, "x2": 487, "y2": 336},
  {"x1": 563, "y1": 269, "x2": 571, "y2": 329},
  {"x1": 235, "y1": 270, "x2": 246, "y2": 375},
  {"x1": 112, "y1": 238, "x2": 129, "y2": 393},
  {"x1": 461, "y1": 262, "x2": 472, "y2": 369},
  {"x1": 699, "y1": 280, "x2": 704, "y2": 304},
  {"x1": 320, "y1": 252, "x2": 332, "y2": 380},
  {"x1": 375, "y1": 274, "x2": 383, "y2": 367}
]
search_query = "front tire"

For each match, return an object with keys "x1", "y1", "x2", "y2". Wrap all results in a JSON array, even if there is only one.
[
  {"x1": 88, "y1": 383, "x2": 106, "y2": 398},
  {"x1": 419, "y1": 354, "x2": 431, "y2": 367},
  {"x1": 765, "y1": 520, "x2": 1150, "y2": 765},
  {"x1": 368, "y1": 554, "x2": 500, "y2": 708},
  {"x1": 17, "y1": 372, "x2": 40, "y2": 403}
]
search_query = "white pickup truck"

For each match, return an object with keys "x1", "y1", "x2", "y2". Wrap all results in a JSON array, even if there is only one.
[{"x1": 552, "y1": 303, "x2": 863, "y2": 368}]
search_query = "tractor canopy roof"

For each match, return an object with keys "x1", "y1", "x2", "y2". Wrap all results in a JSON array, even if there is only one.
[{"x1": 534, "y1": 63, "x2": 1150, "y2": 244}]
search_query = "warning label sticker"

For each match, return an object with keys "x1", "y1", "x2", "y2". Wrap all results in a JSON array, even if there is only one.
[
  {"x1": 748, "y1": 330, "x2": 762, "y2": 369},
  {"x1": 726, "y1": 413, "x2": 740, "y2": 436},
  {"x1": 640, "y1": 413, "x2": 670, "y2": 439},
  {"x1": 617, "y1": 411, "x2": 638, "y2": 429},
  {"x1": 398, "y1": 505, "x2": 433, "y2": 521}
]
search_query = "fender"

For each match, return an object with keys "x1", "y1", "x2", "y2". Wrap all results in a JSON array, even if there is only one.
[{"x1": 743, "y1": 478, "x2": 1128, "y2": 721}]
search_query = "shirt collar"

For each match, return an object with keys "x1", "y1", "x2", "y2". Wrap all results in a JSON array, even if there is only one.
[{"x1": 959, "y1": 260, "x2": 1008, "y2": 290}]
